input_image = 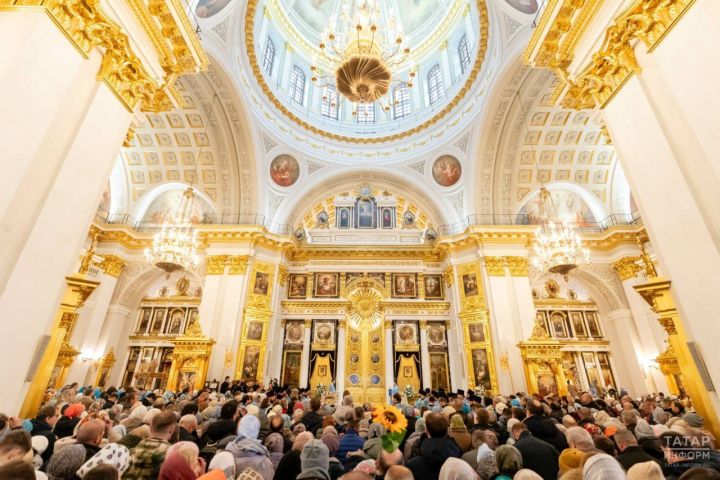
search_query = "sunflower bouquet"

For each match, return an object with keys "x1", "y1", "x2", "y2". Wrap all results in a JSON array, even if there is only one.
[{"x1": 372, "y1": 405, "x2": 408, "y2": 453}]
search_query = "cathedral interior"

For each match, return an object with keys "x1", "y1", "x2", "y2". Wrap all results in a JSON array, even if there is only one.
[{"x1": 1, "y1": 0, "x2": 719, "y2": 436}]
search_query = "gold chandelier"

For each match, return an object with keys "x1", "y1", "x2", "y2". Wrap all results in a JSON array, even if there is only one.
[
  {"x1": 145, "y1": 187, "x2": 200, "y2": 272},
  {"x1": 311, "y1": 0, "x2": 415, "y2": 113},
  {"x1": 530, "y1": 187, "x2": 590, "y2": 276}
]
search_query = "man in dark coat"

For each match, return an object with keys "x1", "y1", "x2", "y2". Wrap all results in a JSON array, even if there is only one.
[
  {"x1": 300, "y1": 397, "x2": 324, "y2": 436},
  {"x1": 29, "y1": 405, "x2": 58, "y2": 466},
  {"x1": 511, "y1": 422, "x2": 559, "y2": 480},
  {"x1": 406, "y1": 413, "x2": 461, "y2": 480},
  {"x1": 615, "y1": 429, "x2": 663, "y2": 471},
  {"x1": 522, "y1": 399, "x2": 568, "y2": 452}
]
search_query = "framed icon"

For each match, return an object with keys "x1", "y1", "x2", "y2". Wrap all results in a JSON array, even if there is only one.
[
  {"x1": 314, "y1": 273, "x2": 339, "y2": 297},
  {"x1": 287, "y1": 274, "x2": 307, "y2": 299},
  {"x1": 253, "y1": 271, "x2": 270, "y2": 295},
  {"x1": 463, "y1": 274, "x2": 479, "y2": 297},
  {"x1": 423, "y1": 274, "x2": 444, "y2": 299},
  {"x1": 392, "y1": 273, "x2": 417, "y2": 298}
]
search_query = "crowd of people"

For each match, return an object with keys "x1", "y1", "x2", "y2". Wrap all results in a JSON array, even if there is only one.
[{"x1": 0, "y1": 379, "x2": 718, "y2": 480}]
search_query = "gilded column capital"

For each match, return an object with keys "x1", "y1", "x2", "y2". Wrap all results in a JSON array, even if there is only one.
[
  {"x1": 205, "y1": 255, "x2": 229, "y2": 275},
  {"x1": 278, "y1": 265, "x2": 289, "y2": 287},
  {"x1": 443, "y1": 266, "x2": 454, "y2": 287},
  {"x1": 659, "y1": 316, "x2": 678, "y2": 336},
  {"x1": 507, "y1": 257, "x2": 529, "y2": 277},
  {"x1": 304, "y1": 319, "x2": 313, "y2": 329},
  {"x1": 384, "y1": 319, "x2": 392, "y2": 330},
  {"x1": 338, "y1": 319, "x2": 347, "y2": 330},
  {"x1": 484, "y1": 257, "x2": 506, "y2": 276},
  {"x1": 612, "y1": 256, "x2": 643, "y2": 281},
  {"x1": 228, "y1": 256, "x2": 250, "y2": 275},
  {"x1": 419, "y1": 320, "x2": 428, "y2": 329},
  {"x1": 97, "y1": 254, "x2": 126, "y2": 278}
]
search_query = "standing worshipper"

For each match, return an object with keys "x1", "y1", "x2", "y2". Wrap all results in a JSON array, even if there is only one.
[
  {"x1": 124, "y1": 411, "x2": 177, "y2": 480},
  {"x1": 225, "y1": 415, "x2": 274, "y2": 479}
]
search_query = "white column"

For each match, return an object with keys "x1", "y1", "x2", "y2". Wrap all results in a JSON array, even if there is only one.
[
  {"x1": 603, "y1": 309, "x2": 653, "y2": 396},
  {"x1": 385, "y1": 322, "x2": 394, "y2": 401},
  {"x1": 419, "y1": 323, "x2": 431, "y2": 390},
  {"x1": 65, "y1": 270, "x2": 120, "y2": 385},
  {"x1": 446, "y1": 321, "x2": 462, "y2": 392},
  {"x1": 605, "y1": 75, "x2": 720, "y2": 404},
  {"x1": 97, "y1": 305, "x2": 133, "y2": 388},
  {"x1": 484, "y1": 269, "x2": 527, "y2": 394},
  {"x1": 0, "y1": 77, "x2": 132, "y2": 414},
  {"x1": 299, "y1": 321, "x2": 312, "y2": 388},
  {"x1": 336, "y1": 322, "x2": 346, "y2": 399},
  {"x1": 268, "y1": 318, "x2": 285, "y2": 382},
  {"x1": 619, "y1": 276, "x2": 669, "y2": 393},
  {"x1": 439, "y1": 44, "x2": 454, "y2": 90},
  {"x1": 0, "y1": 13, "x2": 95, "y2": 292}
]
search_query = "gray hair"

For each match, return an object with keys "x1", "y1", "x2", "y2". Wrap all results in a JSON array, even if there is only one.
[{"x1": 565, "y1": 426, "x2": 594, "y2": 451}]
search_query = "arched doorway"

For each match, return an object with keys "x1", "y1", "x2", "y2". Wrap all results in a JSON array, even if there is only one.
[{"x1": 344, "y1": 281, "x2": 386, "y2": 404}]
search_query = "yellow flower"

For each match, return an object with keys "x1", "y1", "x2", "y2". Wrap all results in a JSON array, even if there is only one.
[{"x1": 375, "y1": 405, "x2": 408, "y2": 433}]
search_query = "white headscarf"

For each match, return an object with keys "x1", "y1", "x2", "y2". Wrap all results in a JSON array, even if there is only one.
[
  {"x1": 236, "y1": 414, "x2": 261, "y2": 440},
  {"x1": 583, "y1": 453, "x2": 626, "y2": 480},
  {"x1": 439, "y1": 458, "x2": 480, "y2": 480},
  {"x1": 209, "y1": 451, "x2": 236, "y2": 479}
]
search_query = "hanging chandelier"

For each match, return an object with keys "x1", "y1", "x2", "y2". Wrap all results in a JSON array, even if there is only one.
[
  {"x1": 144, "y1": 189, "x2": 200, "y2": 273},
  {"x1": 530, "y1": 187, "x2": 590, "y2": 276},
  {"x1": 310, "y1": 0, "x2": 415, "y2": 114}
]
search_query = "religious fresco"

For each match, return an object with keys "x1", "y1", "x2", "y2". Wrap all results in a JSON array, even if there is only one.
[
  {"x1": 141, "y1": 189, "x2": 213, "y2": 225},
  {"x1": 283, "y1": 0, "x2": 336, "y2": 33},
  {"x1": 393, "y1": 0, "x2": 441, "y2": 33},
  {"x1": 516, "y1": 189, "x2": 596, "y2": 226},
  {"x1": 269, "y1": 154, "x2": 300, "y2": 187},
  {"x1": 432, "y1": 155, "x2": 462, "y2": 187},
  {"x1": 505, "y1": 0, "x2": 538, "y2": 14},
  {"x1": 195, "y1": 0, "x2": 231, "y2": 18}
]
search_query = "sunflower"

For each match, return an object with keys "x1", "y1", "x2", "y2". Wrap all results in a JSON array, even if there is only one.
[{"x1": 375, "y1": 405, "x2": 408, "y2": 433}]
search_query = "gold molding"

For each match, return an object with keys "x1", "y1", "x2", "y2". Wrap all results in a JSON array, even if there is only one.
[
  {"x1": 228, "y1": 255, "x2": 250, "y2": 275},
  {"x1": 96, "y1": 254, "x2": 126, "y2": 278},
  {"x1": 1, "y1": 0, "x2": 206, "y2": 112},
  {"x1": 484, "y1": 257, "x2": 505, "y2": 276},
  {"x1": 244, "y1": 0, "x2": 489, "y2": 144},
  {"x1": 560, "y1": 0, "x2": 696, "y2": 109},
  {"x1": 205, "y1": 255, "x2": 229, "y2": 275},
  {"x1": 612, "y1": 256, "x2": 643, "y2": 281}
]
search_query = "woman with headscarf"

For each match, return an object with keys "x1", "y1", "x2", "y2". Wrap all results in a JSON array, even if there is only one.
[
  {"x1": 54, "y1": 404, "x2": 85, "y2": 439},
  {"x1": 404, "y1": 418, "x2": 425, "y2": 460},
  {"x1": 448, "y1": 414, "x2": 472, "y2": 453},
  {"x1": 362, "y1": 422, "x2": 386, "y2": 460},
  {"x1": 438, "y1": 457, "x2": 480, "y2": 480},
  {"x1": 321, "y1": 426, "x2": 344, "y2": 479},
  {"x1": 159, "y1": 441, "x2": 206, "y2": 480},
  {"x1": 225, "y1": 415, "x2": 275, "y2": 479},
  {"x1": 264, "y1": 431, "x2": 284, "y2": 468},
  {"x1": 120, "y1": 404, "x2": 147, "y2": 432},
  {"x1": 582, "y1": 453, "x2": 626, "y2": 480},
  {"x1": 76, "y1": 443, "x2": 131, "y2": 478},
  {"x1": 46, "y1": 444, "x2": 87, "y2": 480},
  {"x1": 493, "y1": 445, "x2": 523, "y2": 479},
  {"x1": 273, "y1": 431, "x2": 314, "y2": 480},
  {"x1": 207, "y1": 451, "x2": 236, "y2": 480}
]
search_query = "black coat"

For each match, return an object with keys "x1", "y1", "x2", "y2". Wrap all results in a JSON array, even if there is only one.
[
  {"x1": 178, "y1": 426, "x2": 199, "y2": 444},
  {"x1": 406, "y1": 436, "x2": 462, "y2": 480},
  {"x1": 53, "y1": 416, "x2": 80, "y2": 439},
  {"x1": 205, "y1": 419, "x2": 237, "y2": 441},
  {"x1": 522, "y1": 415, "x2": 568, "y2": 452},
  {"x1": 30, "y1": 419, "x2": 56, "y2": 465},
  {"x1": 617, "y1": 446, "x2": 663, "y2": 471},
  {"x1": 273, "y1": 449, "x2": 301, "y2": 480},
  {"x1": 514, "y1": 431, "x2": 559, "y2": 480},
  {"x1": 638, "y1": 437, "x2": 664, "y2": 460},
  {"x1": 300, "y1": 411, "x2": 324, "y2": 436}
]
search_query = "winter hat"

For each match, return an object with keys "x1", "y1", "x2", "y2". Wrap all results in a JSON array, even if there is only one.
[
  {"x1": 297, "y1": 467, "x2": 331, "y2": 480},
  {"x1": 558, "y1": 448, "x2": 586, "y2": 473},
  {"x1": 683, "y1": 412, "x2": 704, "y2": 428},
  {"x1": 583, "y1": 453, "x2": 626, "y2": 480},
  {"x1": 46, "y1": 444, "x2": 87, "y2": 480},
  {"x1": 237, "y1": 414, "x2": 261, "y2": 440},
  {"x1": 634, "y1": 419, "x2": 655, "y2": 439},
  {"x1": 64, "y1": 404, "x2": 85, "y2": 419},
  {"x1": 301, "y1": 439, "x2": 330, "y2": 472},
  {"x1": 627, "y1": 461, "x2": 665, "y2": 480},
  {"x1": 510, "y1": 399, "x2": 521, "y2": 407},
  {"x1": 76, "y1": 444, "x2": 131, "y2": 478}
]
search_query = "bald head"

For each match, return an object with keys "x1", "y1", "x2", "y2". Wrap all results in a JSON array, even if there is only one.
[
  {"x1": 76, "y1": 419, "x2": 105, "y2": 445},
  {"x1": 178, "y1": 414, "x2": 198, "y2": 433},
  {"x1": 339, "y1": 472, "x2": 373, "y2": 480},
  {"x1": 376, "y1": 448, "x2": 403, "y2": 474},
  {"x1": 385, "y1": 465, "x2": 413, "y2": 480}
]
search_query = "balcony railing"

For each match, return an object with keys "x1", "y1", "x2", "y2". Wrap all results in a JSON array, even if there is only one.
[{"x1": 96, "y1": 209, "x2": 642, "y2": 238}]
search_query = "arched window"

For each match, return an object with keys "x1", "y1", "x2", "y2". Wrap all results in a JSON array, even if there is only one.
[
  {"x1": 427, "y1": 65, "x2": 444, "y2": 104},
  {"x1": 356, "y1": 102, "x2": 375, "y2": 124},
  {"x1": 321, "y1": 85, "x2": 339, "y2": 120},
  {"x1": 458, "y1": 34, "x2": 471, "y2": 74},
  {"x1": 393, "y1": 86, "x2": 412, "y2": 119},
  {"x1": 262, "y1": 38, "x2": 276, "y2": 75},
  {"x1": 289, "y1": 66, "x2": 306, "y2": 104}
]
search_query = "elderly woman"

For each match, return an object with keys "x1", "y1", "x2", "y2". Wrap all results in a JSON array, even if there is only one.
[
  {"x1": 362, "y1": 422, "x2": 386, "y2": 460},
  {"x1": 448, "y1": 414, "x2": 472, "y2": 453},
  {"x1": 159, "y1": 441, "x2": 206, "y2": 480},
  {"x1": 438, "y1": 457, "x2": 480, "y2": 480},
  {"x1": 494, "y1": 445, "x2": 523, "y2": 478},
  {"x1": 225, "y1": 415, "x2": 275, "y2": 479},
  {"x1": 404, "y1": 418, "x2": 425, "y2": 460}
]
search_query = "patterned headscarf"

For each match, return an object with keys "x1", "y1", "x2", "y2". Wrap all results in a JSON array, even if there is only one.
[{"x1": 76, "y1": 444, "x2": 131, "y2": 478}]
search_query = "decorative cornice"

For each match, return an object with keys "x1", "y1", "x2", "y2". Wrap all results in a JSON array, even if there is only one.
[
  {"x1": 205, "y1": 255, "x2": 229, "y2": 275},
  {"x1": 96, "y1": 254, "x2": 126, "y2": 278},
  {"x1": 228, "y1": 255, "x2": 250, "y2": 275},
  {"x1": 560, "y1": 0, "x2": 695, "y2": 109},
  {"x1": 612, "y1": 256, "x2": 643, "y2": 281},
  {"x1": 2, "y1": 0, "x2": 206, "y2": 112},
  {"x1": 244, "y1": 0, "x2": 489, "y2": 144},
  {"x1": 484, "y1": 256, "x2": 506, "y2": 276},
  {"x1": 507, "y1": 256, "x2": 529, "y2": 277}
]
